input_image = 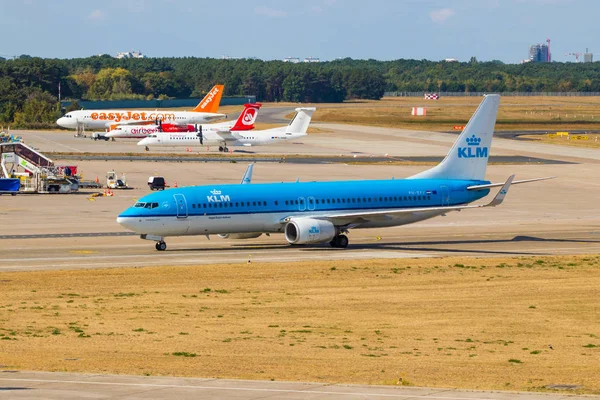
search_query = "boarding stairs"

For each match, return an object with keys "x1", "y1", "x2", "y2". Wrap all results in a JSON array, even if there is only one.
[{"x1": 0, "y1": 142, "x2": 54, "y2": 178}]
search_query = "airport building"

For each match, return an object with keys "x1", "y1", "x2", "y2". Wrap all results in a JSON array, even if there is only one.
[
  {"x1": 115, "y1": 50, "x2": 146, "y2": 59},
  {"x1": 303, "y1": 57, "x2": 320, "y2": 63}
]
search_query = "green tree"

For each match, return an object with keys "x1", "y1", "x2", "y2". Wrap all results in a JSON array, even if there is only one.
[
  {"x1": 13, "y1": 90, "x2": 60, "y2": 128},
  {"x1": 282, "y1": 74, "x2": 304, "y2": 102}
]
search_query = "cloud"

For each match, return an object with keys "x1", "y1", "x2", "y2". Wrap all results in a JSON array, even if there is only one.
[
  {"x1": 126, "y1": 0, "x2": 148, "y2": 13},
  {"x1": 254, "y1": 5, "x2": 287, "y2": 18},
  {"x1": 429, "y1": 8, "x2": 456, "y2": 23},
  {"x1": 87, "y1": 9, "x2": 106, "y2": 21}
]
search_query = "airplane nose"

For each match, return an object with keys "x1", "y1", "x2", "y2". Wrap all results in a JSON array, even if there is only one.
[{"x1": 117, "y1": 216, "x2": 138, "y2": 232}]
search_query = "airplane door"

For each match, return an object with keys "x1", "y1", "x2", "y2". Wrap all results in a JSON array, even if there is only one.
[
  {"x1": 307, "y1": 196, "x2": 315, "y2": 211},
  {"x1": 440, "y1": 186, "x2": 450, "y2": 206},
  {"x1": 298, "y1": 197, "x2": 306, "y2": 211},
  {"x1": 173, "y1": 193, "x2": 188, "y2": 218}
]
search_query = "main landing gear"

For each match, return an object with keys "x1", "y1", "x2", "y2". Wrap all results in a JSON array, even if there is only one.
[
  {"x1": 330, "y1": 234, "x2": 349, "y2": 248},
  {"x1": 155, "y1": 241, "x2": 167, "y2": 251},
  {"x1": 218, "y1": 145, "x2": 229, "y2": 152}
]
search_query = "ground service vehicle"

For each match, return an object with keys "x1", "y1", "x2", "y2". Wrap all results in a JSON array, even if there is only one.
[{"x1": 148, "y1": 176, "x2": 165, "y2": 191}]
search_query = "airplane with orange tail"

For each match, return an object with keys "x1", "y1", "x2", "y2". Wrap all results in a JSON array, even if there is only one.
[{"x1": 56, "y1": 85, "x2": 226, "y2": 131}]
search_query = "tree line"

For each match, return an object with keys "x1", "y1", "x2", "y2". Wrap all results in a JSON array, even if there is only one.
[{"x1": 1, "y1": 55, "x2": 600, "y2": 128}]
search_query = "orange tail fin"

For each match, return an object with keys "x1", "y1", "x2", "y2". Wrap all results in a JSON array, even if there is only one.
[{"x1": 193, "y1": 84, "x2": 224, "y2": 113}]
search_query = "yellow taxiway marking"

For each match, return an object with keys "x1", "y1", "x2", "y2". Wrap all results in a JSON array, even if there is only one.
[{"x1": 69, "y1": 250, "x2": 99, "y2": 255}]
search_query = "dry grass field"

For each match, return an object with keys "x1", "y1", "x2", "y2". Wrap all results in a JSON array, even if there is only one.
[
  {"x1": 1, "y1": 255, "x2": 599, "y2": 394},
  {"x1": 306, "y1": 96, "x2": 600, "y2": 132},
  {"x1": 519, "y1": 133, "x2": 600, "y2": 149}
]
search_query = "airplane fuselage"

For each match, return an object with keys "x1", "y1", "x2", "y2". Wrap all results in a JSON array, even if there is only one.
[
  {"x1": 105, "y1": 124, "x2": 198, "y2": 139},
  {"x1": 138, "y1": 128, "x2": 305, "y2": 148},
  {"x1": 57, "y1": 110, "x2": 226, "y2": 130},
  {"x1": 117, "y1": 179, "x2": 490, "y2": 237}
]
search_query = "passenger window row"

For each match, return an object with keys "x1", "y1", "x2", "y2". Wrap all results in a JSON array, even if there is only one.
[
  {"x1": 188, "y1": 195, "x2": 433, "y2": 211},
  {"x1": 192, "y1": 200, "x2": 269, "y2": 209}
]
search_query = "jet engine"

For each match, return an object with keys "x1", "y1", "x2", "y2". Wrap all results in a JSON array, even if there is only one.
[
  {"x1": 217, "y1": 233, "x2": 263, "y2": 240},
  {"x1": 284, "y1": 218, "x2": 336, "y2": 245}
]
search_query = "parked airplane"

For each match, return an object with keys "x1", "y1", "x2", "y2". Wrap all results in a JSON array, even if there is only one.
[
  {"x1": 137, "y1": 106, "x2": 315, "y2": 152},
  {"x1": 105, "y1": 102, "x2": 260, "y2": 140},
  {"x1": 56, "y1": 85, "x2": 226, "y2": 130},
  {"x1": 117, "y1": 95, "x2": 553, "y2": 251}
]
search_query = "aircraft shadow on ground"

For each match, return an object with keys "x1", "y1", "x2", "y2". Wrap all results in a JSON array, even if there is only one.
[{"x1": 169, "y1": 235, "x2": 599, "y2": 256}]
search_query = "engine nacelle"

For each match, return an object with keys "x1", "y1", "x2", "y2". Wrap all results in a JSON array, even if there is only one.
[
  {"x1": 218, "y1": 233, "x2": 263, "y2": 240},
  {"x1": 284, "y1": 218, "x2": 336, "y2": 245}
]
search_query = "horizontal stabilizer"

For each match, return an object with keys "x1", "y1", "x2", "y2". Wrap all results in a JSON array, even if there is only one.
[{"x1": 467, "y1": 176, "x2": 555, "y2": 191}]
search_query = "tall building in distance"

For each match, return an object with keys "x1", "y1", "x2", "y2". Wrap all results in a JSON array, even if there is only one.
[
  {"x1": 529, "y1": 43, "x2": 550, "y2": 63},
  {"x1": 584, "y1": 48, "x2": 594, "y2": 63}
]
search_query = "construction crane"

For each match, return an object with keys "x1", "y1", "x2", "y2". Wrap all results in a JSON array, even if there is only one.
[{"x1": 565, "y1": 52, "x2": 583, "y2": 62}]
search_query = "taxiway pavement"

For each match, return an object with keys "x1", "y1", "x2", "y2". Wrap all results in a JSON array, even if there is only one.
[{"x1": 1, "y1": 371, "x2": 597, "y2": 400}]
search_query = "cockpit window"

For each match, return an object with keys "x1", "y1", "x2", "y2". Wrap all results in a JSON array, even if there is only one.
[{"x1": 135, "y1": 202, "x2": 158, "y2": 209}]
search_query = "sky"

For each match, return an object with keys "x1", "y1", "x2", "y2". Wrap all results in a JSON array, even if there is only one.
[{"x1": 0, "y1": 0, "x2": 596, "y2": 63}]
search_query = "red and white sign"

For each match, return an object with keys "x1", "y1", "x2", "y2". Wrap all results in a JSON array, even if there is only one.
[
  {"x1": 424, "y1": 93, "x2": 439, "y2": 100},
  {"x1": 411, "y1": 107, "x2": 427, "y2": 116}
]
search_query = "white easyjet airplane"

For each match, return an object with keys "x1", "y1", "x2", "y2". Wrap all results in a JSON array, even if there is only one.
[
  {"x1": 56, "y1": 85, "x2": 226, "y2": 130},
  {"x1": 137, "y1": 106, "x2": 316, "y2": 152}
]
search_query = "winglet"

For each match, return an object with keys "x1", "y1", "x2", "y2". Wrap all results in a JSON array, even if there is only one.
[
  {"x1": 487, "y1": 174, "x2": 515, "y2": 207},
  {"x1": 193, "y1": 84, "x2": 224, "y2": 113},
  {"x1": 241, "y1": 163, "x2": 254, "y2": 184}
]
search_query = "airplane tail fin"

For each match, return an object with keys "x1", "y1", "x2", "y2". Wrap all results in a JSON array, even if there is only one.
[
  {"x1": 231, "y1": 103, "x2": 262, "y2": 131},
  {"x1": 286, "y1": 107, "x2": 316, "y2": 135},
  {"x1": 193, "y1": 84, "x2": 224, "y2": 113},
  {"x1": 408, "y1": 94, "x2": 500, "y2": 181}
]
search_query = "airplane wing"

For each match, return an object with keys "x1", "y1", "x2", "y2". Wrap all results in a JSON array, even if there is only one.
[
  {"x1": 467, "y1": 176, "x2": 554, "y2": 191},
  {"x1": 105, "y1": 120, "x2": 157, "y2": 128},
  {"x1": 281, "y1": 175, "x2": 515, "y2": 226},
  {"x1": 203, "y1": 114, "x2": 228, "y2": 122}
]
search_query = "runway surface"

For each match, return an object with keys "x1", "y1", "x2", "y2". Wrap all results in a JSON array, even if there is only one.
[
  {"x1": 1, "y1": 371, "x2": 597, "y2": 400},
  {"x1": 1, "y1": 227, "x2": 599, "y2": 272}
]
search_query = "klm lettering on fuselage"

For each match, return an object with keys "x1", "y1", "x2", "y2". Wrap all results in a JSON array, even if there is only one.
[
  {"x1": 458, "y1": 134, "x2": 488, "y2": 158},
  {"x1": 207, "y1": 189, "x2": 231, "y2": 203}
]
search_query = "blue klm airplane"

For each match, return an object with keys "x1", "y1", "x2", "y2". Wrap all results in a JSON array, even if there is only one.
[{"x1": 117, "y1": 95, "x2": 552, "y2": 251}]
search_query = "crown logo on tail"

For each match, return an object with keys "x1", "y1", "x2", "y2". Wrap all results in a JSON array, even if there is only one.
[{"x1": 466, "y1": 134, "x2": 482, "y2": 146}]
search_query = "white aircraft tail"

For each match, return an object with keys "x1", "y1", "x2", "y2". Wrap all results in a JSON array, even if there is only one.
[
  {"x1": 286, "y1": 107, "x2": 316, "y2": 135},
  {"x1": 409, "y1": 94, "x2": 500, "y2": 181}
]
